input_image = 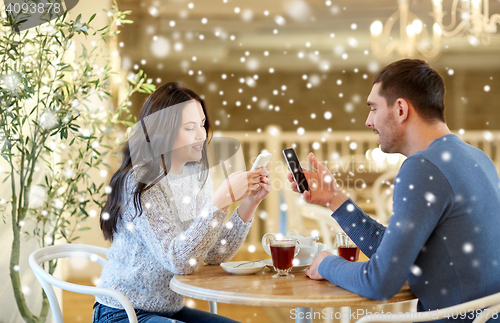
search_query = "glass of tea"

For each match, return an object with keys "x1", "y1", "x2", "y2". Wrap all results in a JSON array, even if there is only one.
[
  {"x1": 269, "y1": 238, "x2": 300, "y2": 278},
  {"x1": 335, "y1": 232, "x2": 360, "y2": 262}
]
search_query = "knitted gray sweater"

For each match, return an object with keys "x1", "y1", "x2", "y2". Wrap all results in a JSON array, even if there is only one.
[{"x1": 96, "y1": 163, "x2": 252, "y2": 314}]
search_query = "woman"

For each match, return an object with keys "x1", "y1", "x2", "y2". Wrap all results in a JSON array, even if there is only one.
[{"x1": 92, "y1": 82, "x2": 270, "y2": 323}]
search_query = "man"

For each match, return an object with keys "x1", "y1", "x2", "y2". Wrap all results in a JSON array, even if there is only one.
[{"x1": 289, "y1": 59, "x2": 500, "y2": 322}]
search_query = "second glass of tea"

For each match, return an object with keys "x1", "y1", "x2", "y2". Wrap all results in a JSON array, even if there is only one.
[
  {"x1": 335, "y1": 232, "x2": 360, "y2": 262},
  {"x1": 269, "y1": 238, "x2": 300, "y2": 278}
]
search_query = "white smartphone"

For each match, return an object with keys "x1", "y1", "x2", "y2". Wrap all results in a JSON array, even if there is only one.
[{"x1": 250, "y1": 152, "x2": 272, "y2": 170}]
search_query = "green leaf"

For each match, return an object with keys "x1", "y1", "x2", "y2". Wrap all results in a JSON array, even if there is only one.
[
  {"x1": 79, "y1": 205, "x2": 89, "y2": 217},
  {"x1": 2, "y1": 174, "x2": 11, "y2": 183},
  {"x1": 60, "y1": 65, "x2": 73, "y2": 72},
  {"x1": 81, "y1": 44, "x2": 88, "y2": 59},
  {"x1": 60, "y1": 228, "x2": 68, "y2": 240}
]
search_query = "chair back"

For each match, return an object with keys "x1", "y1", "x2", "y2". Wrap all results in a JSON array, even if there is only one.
[
  {"x1": 278, "y1": 168, "x2": 306, "y2": 231},
  {"x1": 28, "y1": 244, "x2": 138, "y2": 323},
  {"x1": 355, "y1": 291, "x2": 500, "y2": 323},
  {"x1": 300, "y1": 203, "x2": 342, "y2": 249},
  {"x1": 372, "y1": 169, "x2": 399, "y2": 224},
  {"x1": 277, "y1": 167, "x2": 343, "y2": 247}
]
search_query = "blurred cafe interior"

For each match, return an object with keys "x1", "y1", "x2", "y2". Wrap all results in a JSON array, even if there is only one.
[
  {"x1": 4, "y1": 0, "x2": 500, "y2": 321},
  {"x1": 115, "y1": 0, "x2": 500, "y2": 244},
  {"x1": 113, "y1": 0, "x2": 500, "y2": 263}
]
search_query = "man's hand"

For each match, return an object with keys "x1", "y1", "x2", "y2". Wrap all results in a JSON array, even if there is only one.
[
  {"x1": 305, "y1": 251, "x2": 334, "y2": 280},
  {"x1": 287, "y1": 152, "x2": 349, "y2": 212}
]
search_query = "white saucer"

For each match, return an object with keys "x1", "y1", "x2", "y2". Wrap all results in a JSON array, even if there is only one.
[
  {"x1": 220, "y1": 261, "x2": 266, "y2": 275},
  {"x1": 262, "y1": 259, "x2": 311, "y2": 273}
]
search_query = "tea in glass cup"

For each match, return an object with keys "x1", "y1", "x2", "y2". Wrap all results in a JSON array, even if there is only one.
[
  {"x1": 269, "y1": 238, "x2": 300, "y2": 278},
  {"x1": 335, "y1": 232, "x2": 360, "y2": 262}
]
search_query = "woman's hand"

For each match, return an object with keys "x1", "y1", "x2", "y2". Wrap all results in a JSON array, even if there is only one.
[
  {"x1": 288, "y1": 152, "x2": 348, "y2": 212},
  {"x1": 245, "y1": 168, "x2": 271, "y2": 205},
  {"x1": 212, "y1": 168, "x2": 266, "y2": 211},
  {"x1": 238, "y1": 167, "x2": 271, "y2": 222}
]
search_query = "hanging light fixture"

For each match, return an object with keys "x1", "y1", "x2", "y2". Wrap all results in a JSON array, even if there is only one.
[
  {"x1": 436, "y1": 0, "x2": 500, "y2": 46},
  {"x1": 370, "y1": 0, "x2": 443, "y2": 59}
]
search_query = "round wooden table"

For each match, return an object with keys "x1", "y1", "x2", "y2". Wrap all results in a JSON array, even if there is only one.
[{"x1": 170, "y1": 265, "x2": 416, "y2": 323}]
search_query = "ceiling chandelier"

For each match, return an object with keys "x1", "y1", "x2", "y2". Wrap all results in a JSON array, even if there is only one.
[
  {"x1": 436, "y1": 0, "x2": 500, "y2": 46},
  {"x1": 370, "y1": 0, "x2": 500, "y2": 59},
  {"x1": 370, "y1": 0, "x2": 443, "y2": 59}
]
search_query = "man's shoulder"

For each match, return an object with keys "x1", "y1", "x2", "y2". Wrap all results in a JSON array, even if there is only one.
[
  {"x1": 420, "y1": 134, "x2": 490, "y2": 168},
  {"x1": 398, "y1": 137, "x2": 460, "y2": 180},
  {"x1": 400, "y1": 134, "x2": 497, "y2": 188},
  {"x1": 399, "y1": 153, "x2": 442, "y2": 177}
]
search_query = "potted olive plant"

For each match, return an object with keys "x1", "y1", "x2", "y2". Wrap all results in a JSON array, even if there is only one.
[{"x1": 0, "y1": 3, "x2": 154, "y2": 322}]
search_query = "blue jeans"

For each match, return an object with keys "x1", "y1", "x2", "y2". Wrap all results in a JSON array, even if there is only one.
[{"x1": 92, "y1": 302, "x2": 240, "y2": 323}]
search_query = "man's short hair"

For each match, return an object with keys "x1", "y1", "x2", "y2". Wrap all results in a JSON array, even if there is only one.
[{"x1": 373, "y1": 59, "x2": 445, "y2": 123}]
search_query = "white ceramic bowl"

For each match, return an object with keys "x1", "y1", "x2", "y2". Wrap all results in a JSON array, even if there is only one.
[{"x1": 220, "y1": 261, "x2": 266, "y2": 275}]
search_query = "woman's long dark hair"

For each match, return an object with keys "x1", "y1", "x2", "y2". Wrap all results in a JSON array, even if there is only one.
[{"x1": 100, "y1": 82, "x2": 213, "y2": 240}]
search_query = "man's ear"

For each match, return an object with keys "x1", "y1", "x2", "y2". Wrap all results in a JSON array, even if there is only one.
[{"x1": 395, "y1": 98, "x2": 410, "y2": 124}]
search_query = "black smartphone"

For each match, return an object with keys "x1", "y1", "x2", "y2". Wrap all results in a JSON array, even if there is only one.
[{"x1": 282, "y1": 148, "x2": 310, "y2": 193}]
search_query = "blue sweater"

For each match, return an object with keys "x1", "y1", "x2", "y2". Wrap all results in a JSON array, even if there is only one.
[{"x1": 319, "y1": 134, "x2": 500, "y2": 322}]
